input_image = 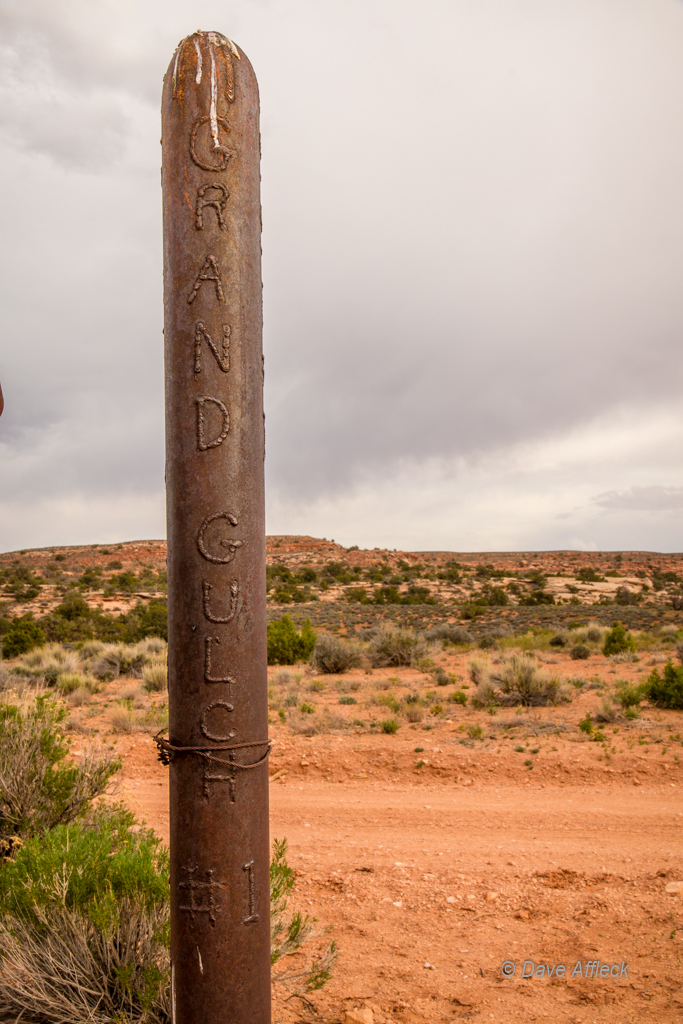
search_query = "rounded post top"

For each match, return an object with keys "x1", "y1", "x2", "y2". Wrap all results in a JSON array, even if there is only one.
[{"x1": 163, "y1": 30, "x2": 257, "y2": 106}]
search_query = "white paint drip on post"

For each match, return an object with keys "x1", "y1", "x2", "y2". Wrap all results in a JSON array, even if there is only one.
[
  {"x1": 195, "y1": 38, "x2": 203, "y2": 84},
  {"x1": 209, "y1": 40, "x2": 219, "y2": 150}
]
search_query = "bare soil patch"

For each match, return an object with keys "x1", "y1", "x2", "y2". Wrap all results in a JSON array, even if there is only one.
[{"x1": 64, "y1": 650, "x2": 683, "y2": 1024}]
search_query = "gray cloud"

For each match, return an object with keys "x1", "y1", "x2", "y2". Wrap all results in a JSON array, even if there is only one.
[
  {"x1": 593, "y1": 486, "x2": 683, "y2": 512},
  {"x1": 1, "y1": 0, "x2": 683, "y2": 550}
]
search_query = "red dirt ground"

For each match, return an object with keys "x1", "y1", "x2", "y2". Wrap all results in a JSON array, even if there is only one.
[{"x1": 83, "y1": 649, "x2": 683, "y2": 1024}]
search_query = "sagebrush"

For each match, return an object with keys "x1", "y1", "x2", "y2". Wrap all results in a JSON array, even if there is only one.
[
  {"x1": 0, "y1": 696, "x2": 120, "y2": 847},
  {"x1": 310, "y1": 634, "x2": 362, "y2": 674},
  {"x1": 471, "y1": 656, "x2": 571, "y2": 708}
]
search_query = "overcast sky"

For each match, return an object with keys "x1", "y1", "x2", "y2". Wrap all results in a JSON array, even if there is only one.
[{"x1": 1, "y1": 0, "x2": 683, "y2": 553}]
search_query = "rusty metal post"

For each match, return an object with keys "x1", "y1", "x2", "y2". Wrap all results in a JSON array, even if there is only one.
[{"x1": 161, "y1": 31, "x2": 269, "y2": 1024}]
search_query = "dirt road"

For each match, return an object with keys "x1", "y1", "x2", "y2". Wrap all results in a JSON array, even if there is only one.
[{"x1": 115, "y1": 726, "x2": 683, "y2": 1024}]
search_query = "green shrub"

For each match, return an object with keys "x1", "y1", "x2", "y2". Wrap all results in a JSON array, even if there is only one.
[
  {"x1": 603, "y1": 622, "x2": 635, "y2": 657},
  {"x1": 460, "y1": 602, "x2": 484, "y2": 620},
  {"x1": 615, "y1": 681, "x2": 647, "y2": 709},
  {"x1": 299, "y1": 702, "x2": 315, "y2": 714},
  {"x1": 373, "y1": 585, "x2": 435, "y2": 606},
  {"x1": 519, "y1": 590, "x2": 555, "y2": 606},
  {"x1": 0, "y1": 822, "x2": 336, "y2": 1016},
  {"x1": 270, "y1": 837, "x2": 337, "y2": 989},
  {"x1": 450, "y1": 690, "x2": 468, "y2": 705},
  {"x1": 615, "y1": 586, "x2": 641, "y2": 606},
  {"x1": 133, "y1": 599, "x2": 169, "y2": 641},
  {"x1": 267, "y1": 616, "x2": 316, "y2": 665},
  {"x1": 0, "y1": 820, "x2": 334, "y2": 1024},
  {"x1": 2, "y1": 618, "x2": 45, "y2": 659},
  {"x1": 380, "y1": 717, "x2": 400, "y2": 734},
  {"x1": 37, "y1": 597, "x2": 168, "y2": 645},
  {"x1": 338, "y1": 696, "x2": 357, "y2": 705},
  {"x1": 578, "y1": 714, "x2": 593, "y2": 735},
  {"x1": 431, "y1": 666, "x2": 453, "y2": 686},
  {"x1": 646, "y1": 662, "x2": 683, "y2": 710},
  {"x1": 576, "y1": 567, "x2": 603, "y2": 583},
  {"x1": 0, "y1": 697, "x2": 120, "y2": 846},
  {"x1": 570, "y1": 644, "x2": 590, "y2": 660},
  {"x1": 0, "y1": 805, "x2": 168, "y2": 930},
  {"x1": 310, "y1": 634, "x2": 362, "y2": 674},
  {"x1": 466, "y1": 723, "x2": 484, "y2": 739},
  {"x1": 376, "y1": 693, "x2": 400, "y2": 713}
]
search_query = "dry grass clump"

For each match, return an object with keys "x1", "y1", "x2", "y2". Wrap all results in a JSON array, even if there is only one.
[
  {"x1": 86, "y1": 639, "x2": 168, "y2": 682},
  {"x1": 593, "y1": 697, "x2": 621, "y2": 723},
  {"x1": 573, "y1": 624, "x2": 607, "y2": 646},
  {"x1": 368, "y1": 627, "x2": 433, "y2": 668},
  {"x1": 287, "y1": 707, "x2": 348, "y2": 736},
  {"x1": 118, "y1": 684, "x2": 146, "y2": 703},
  {"x1": 76, "y1": 641, "x2": 106, "y2": 660},
  {"x1": 56, "y1": 672, "x2": 97, "y2": 696},
  {"x1": 310, "y1": 634, "x2": 363, "y2": 674},
  {"x1": 471, "y1": 655, "x2": 571, "y2": 707},
  {"x1": 109, "y1": 701, "x2": 168, "y2": 734},
  {"x1": 424, "y1": 624, "x2": 473, "y2": 644},
  {"x1": 271, "y1": 669, "x2": 302, "y2": 688},
  {"x1": 68, "y1": 687, "x2": 92, "y2": 707},
  {"x1": 0, "y1": 901, "x2": 170, "y2": 1024},
  {"x1": 137, "y1": 637, "x2": 166, "y2": 657},
  {"x1": 6, "y1": 645, "x2": 80, "y2": 688},
  {"x1": 143, "y1": 656, "x2": 168, "y2": 692}
]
